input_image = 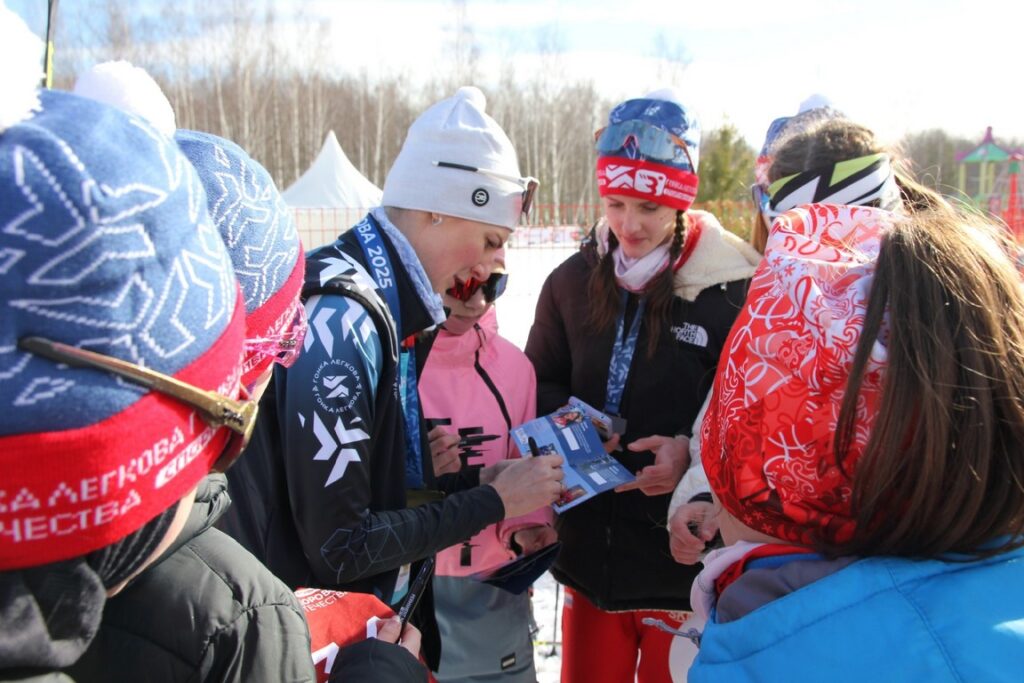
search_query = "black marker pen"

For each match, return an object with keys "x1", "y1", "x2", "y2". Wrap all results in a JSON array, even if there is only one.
[{"x1": 398, "y1": 557, "x2": 435, "y2": 632}]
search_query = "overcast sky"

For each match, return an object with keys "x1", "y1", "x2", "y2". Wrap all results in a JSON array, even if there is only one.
[{"x1": 10, "y1": 0, "x2": 1020, "y2": 148}]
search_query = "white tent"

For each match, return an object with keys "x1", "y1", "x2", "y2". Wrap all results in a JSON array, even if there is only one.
[
  {"x1": 284, "y1": 130, "x2": 382, "y2": 208},
  {"x1": 284, "y1": 131, "x2": 382, "y2": 248}
]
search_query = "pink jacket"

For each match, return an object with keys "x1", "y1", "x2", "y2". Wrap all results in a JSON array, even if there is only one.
[{"x1": 419, "y1": 309, "x2": 553, "y2": 577}]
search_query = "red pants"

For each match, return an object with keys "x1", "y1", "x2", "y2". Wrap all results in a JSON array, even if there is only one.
[{"x1": 560, "y1": 587, "x2": 697, "y2": 683}]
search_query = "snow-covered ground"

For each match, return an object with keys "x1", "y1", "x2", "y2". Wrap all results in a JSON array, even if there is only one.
[
  {"x1": 530, "y1": 571, "x2": 564, "y2": 682},
  {"x1": 496, "y1": 240, "x2": 579, "y2": 351},
  {"x1": 493, "y1": 240, "x2": 581, "y2": 681}
]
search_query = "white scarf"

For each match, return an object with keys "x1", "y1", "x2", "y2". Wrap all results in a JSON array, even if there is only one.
[
  {"x1": 597, "y1": 222, "x2": 673, "y2": 293},
  {"x1": 690, "y1": 541, "x2": 767, "y2": 621}
]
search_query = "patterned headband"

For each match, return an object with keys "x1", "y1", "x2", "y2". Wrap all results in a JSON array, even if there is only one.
[
  {"x1": 702, "y1": 204, "x2": 896, "y2": 546},
  {"x1": 765, "y1": 153, "x2": 902, "y2": 220}
]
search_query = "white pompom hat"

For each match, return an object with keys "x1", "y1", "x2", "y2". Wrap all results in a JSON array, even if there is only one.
[
  {"x1": 72, "y1": 60, "x2": 176, "y2": 137},
  {"x1": 382, "y1": 86, "x2": 528, "y2": 231}
]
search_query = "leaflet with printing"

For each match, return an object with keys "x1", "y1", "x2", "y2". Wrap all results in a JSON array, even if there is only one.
[{"x1": 511, "y1": 400, "x2": 635, "y2": 513}]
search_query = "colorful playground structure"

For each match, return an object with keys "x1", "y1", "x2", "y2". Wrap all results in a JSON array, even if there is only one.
[{"x1": 957, "y1": 127, "x2": 1024, "y2": 239}]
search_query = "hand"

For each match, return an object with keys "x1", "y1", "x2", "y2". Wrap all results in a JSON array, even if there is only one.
[
  {"x1": 614, "y1": 435, "x2": 690, "y2": 496},
  {"x1": 479, "y1": 458, "x2": 516, "y2": 486},
  {"x1": 489, "y1": 454, "x2": 565, "y2": 518},
  {"x1": 602, "y1": 433, "x2": 621, "y2": 454},
  {"x1": 513, "y1": 525, "x2": 557, "y2": 554},
  {"x1": 668, "y1": 501, "x2": 718, "y2": 565},
  {"x1": 428, "y1": 426, "x2": 461, "y2": 476},
  {"x1": 375, "y1": 616, "x2": 422, "y2": 659}
]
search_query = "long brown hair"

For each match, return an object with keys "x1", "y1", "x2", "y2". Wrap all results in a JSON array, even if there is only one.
[
  {"x1": 833, "y1": 208, "x2": 1024, "y2": 558},
  {"x1": 587, "y1": 211, "x2": 688, "y2": 356},
  {"x1": 749, "y1": 213, "x2": 770, "y2": 255}
]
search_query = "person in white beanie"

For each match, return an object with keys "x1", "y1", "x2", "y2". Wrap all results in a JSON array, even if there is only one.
[{"x1": 218, "y1": 86, "x2": 565, "y2": 672}]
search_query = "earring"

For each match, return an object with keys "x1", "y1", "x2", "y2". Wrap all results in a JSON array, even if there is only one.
[{"x1": 431, "y1": 214, "x2": 443, "y2": 226}]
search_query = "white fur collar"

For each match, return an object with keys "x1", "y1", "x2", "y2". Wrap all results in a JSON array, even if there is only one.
[
  {"x1": 593, "y1": 210, "x2": 761, "y2": 302},
  {"x1": 674, "y1": 211, "x2": 761, "y2": 301}
]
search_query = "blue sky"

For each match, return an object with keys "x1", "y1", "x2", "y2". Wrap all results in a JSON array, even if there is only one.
[{"x1": 10, "y1": 0, "x2": 1021, "y2": 148}]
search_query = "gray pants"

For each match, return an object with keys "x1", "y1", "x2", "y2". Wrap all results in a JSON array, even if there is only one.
[{"x1": 434, "y1": 575, "x2": 537, "y2": 682}]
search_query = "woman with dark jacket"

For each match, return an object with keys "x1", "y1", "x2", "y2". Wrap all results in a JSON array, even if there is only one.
[{"x1": 524, "y1": 89, "x2": 759, "y2": 683}]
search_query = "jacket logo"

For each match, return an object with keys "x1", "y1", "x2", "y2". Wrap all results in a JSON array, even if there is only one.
[
  {"x1": 313, "y1": 359, "x2": 363, "y2": 414},
  {"x1": 311, "y1": 412, "x2": 368, "y2": 486},
  {"x1": 671, "y1": 323, "x2": 708, "y2": 347}
]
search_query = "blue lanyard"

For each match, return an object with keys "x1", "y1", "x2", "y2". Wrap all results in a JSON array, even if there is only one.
[
  {"x1": 354, "y1": 215, "x2": 425, "y2": 489},
  {"x1": 604, "y1": 289, "x2": 645, "y2": 417},
  {"x1": 354, "y1": 216, "x2": 402, "y2": 332},
  {"x1": 398, "y1": 350, "x2": 423, "y2": 489}
]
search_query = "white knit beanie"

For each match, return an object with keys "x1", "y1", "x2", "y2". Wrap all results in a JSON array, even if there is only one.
[{"x1": 382, "y1": 86, "x2": 525, "y2": 230}]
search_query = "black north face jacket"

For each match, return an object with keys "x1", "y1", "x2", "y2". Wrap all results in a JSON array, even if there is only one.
[{"x1": 525, "y1": 214, "x2": 755, "y2": 612}]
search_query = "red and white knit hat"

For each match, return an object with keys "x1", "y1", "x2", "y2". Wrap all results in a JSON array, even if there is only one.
[{"x1": 595, "y1": 88, "x2": 700, "y2": 212}]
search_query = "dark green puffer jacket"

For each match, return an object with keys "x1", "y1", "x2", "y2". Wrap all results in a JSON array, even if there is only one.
[{"x1": 66, "y1": 475, "x2": 315, "y2": 682}]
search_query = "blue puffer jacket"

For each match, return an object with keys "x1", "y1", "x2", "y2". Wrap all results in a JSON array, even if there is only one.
[{"x1": 689, "y1": 546, "x2": 1024, "y2": 682}]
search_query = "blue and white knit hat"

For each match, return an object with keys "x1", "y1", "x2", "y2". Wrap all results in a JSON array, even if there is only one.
[
  {"x1": 175, "y1": 130, "x2": 304, "y2": 389},
  {"x1": 606, "y1": 88, "x2": 701, "y2": 170},
  {"x1": 70, "y1": 61, "x2": 305, "y2": 390},
  {"x1": 0, "y1": 89, "x2": 246, "y2": 570},
  {"x1": 754, "y1": 95, "x2": 844, "y2": 187}
]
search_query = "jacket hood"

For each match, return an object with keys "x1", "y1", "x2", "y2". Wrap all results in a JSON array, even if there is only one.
[
  {"x1": 155, "y1": 474, "x2": 231, "y2": 564},
  {"x1": 586, "y1": 210, "x2": 760, "y2": 301},
  {"x1": 432, "y1": 307, "x2": 498, "y2": 363}
]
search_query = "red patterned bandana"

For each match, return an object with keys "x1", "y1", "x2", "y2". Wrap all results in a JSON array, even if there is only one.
[{"x1": 702, "y1": 204, "x2": 895, "y2": 546}]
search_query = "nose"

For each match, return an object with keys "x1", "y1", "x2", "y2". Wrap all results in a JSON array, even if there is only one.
[
  {"x1": 620, "y1": 208, "x2": 643, "y2": 236},
  {"x1": 469, "y1": 260, "x2": 491, "y2": 281}
]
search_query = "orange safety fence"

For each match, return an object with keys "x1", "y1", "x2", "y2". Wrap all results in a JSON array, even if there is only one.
[{"x1": 293, "y1": 201, "x2": 757, "y2": 252}]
